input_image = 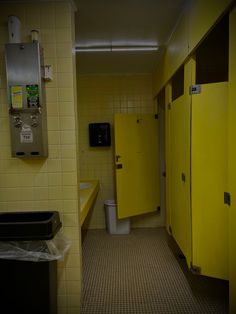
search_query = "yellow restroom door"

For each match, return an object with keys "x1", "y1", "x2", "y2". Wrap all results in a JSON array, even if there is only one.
[
  {"x1": 114, "y1": 114, "x2": 160, "y2": 219},
  {"x1": 229, "y1": 7, "x2": 236, "y2": 313},
  {"x1": 191, "y1": 82, "x2": 228, "y2": 279}
]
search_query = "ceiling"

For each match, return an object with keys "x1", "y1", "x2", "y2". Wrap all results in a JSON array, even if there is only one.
[{"x1": 75, "y1": 0, "x2": 188, "y2": 74}]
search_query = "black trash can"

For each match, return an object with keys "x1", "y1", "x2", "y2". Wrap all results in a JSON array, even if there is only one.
[
  {"x1": 0, "y1": 258, "x2": 57, "y2": 314},
  {"x1": 0, "y1": 211, "x2": 63, "y2": 314}
]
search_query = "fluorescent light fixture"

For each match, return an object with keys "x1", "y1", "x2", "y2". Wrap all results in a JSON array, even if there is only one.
[
  {"x1": 76, "y1": 47, "x2": 111, "y2": 52},
  {"x1": 112, "y1": 46, "x2": 158, "y2": 52},
  {"x1": 76, "y1": 46, "x2": 159, "y2": 52}
]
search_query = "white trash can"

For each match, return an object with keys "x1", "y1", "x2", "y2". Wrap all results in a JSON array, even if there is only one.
[{"x1": 104, "y1": 200, "x2": 130, "y2": 235}]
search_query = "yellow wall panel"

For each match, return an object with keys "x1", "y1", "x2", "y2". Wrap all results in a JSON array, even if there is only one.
[
  {"x1": 152, "y1": 51, "x2": 167, "y2": 97},
  {"x1": 188, "y1": 0, "x2": 232, "y2": 51},
  {"x1": 191, "y1": 82, "x2": 228, "y2": 280},
  {"x1": 228, "y1": 6, "x2": 236, "y2": 313},
  {"x1": 153, "y1": 0, "x2": 233, "y2": 96},
  {"x1": 165, "y1": 8, "x2": 189, "y2": 83}
]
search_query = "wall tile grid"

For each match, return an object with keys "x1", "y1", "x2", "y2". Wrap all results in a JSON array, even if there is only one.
[
  {"x1": 0, "y1": 2, "x2": 81, "y2": 313},
  {"x1": 78, "y1": 74, "x2": 163, "y2": 229}
]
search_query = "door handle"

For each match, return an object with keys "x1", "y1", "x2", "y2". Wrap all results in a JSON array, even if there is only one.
[{"x1": 116, "y1": 155, "x2": 121, "y2": 162}]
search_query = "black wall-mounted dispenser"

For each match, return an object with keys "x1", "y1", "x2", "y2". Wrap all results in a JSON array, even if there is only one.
[{"x1": 89, "y1": 123, "x2": 111, "y2": 147}]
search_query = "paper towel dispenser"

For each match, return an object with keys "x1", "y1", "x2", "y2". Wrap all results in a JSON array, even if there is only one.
[{"x1": 89, "y1": 123, "x2": 111, "y2": 147}]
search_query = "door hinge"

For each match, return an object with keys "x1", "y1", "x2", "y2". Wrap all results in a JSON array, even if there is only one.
[
  {"x1": 155, "y1": 114, "x2": 158, "y2": 119},
  {"x1": 224, "y1": 192, "x2": 231, "y2": 206},
  {"x1": 178, "y1": 253, "x2": 185, "y2": 260},
  {"x1": 189, "y1": 84, "x2": 201, "y2": 95},
  {"x1": 169, "y1": 226, "x2": 172, "y2": 234},
  {"x1": 191, "y1": 263, "x2": 201, "y2": 275},
  {"x1": 168, "y1": 103, "x2": 171, "y2": 110}
]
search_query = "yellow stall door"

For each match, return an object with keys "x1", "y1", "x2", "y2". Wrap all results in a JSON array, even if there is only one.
[
  {"x1": 191, "y1": 82, "x2": 228, "y2": 280},
  {"x1": 169, "y1": 92, "x2": 191, "y2": 267},
  {"x1": 165, "y1": 83, "x2": 172, "y2": 233},
  {"x1": 114, "y1": 114, "x2": 160, "y2": 219},
  {"x1": 228, "y1": 7, "x2": 236, "y2": 313}
]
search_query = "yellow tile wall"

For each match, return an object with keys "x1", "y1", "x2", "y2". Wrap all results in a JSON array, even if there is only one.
[
  {"x1": 77, "y1": 74, "x2": 164, "y2": 229},
  {"x1": 0, "y1": 2, "x2": 81, "y2": 313}
]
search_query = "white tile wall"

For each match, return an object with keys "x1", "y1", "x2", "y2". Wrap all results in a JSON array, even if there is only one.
[{"x1": 77, "y1": 74, "x2": 162, "y2": 229}]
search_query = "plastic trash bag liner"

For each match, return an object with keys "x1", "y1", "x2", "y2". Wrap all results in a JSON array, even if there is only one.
[{"x1": 0, "y1": 232, "x2": 71, "y2": 262}]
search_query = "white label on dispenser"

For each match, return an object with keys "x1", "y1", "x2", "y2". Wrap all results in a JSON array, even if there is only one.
[{"x1": 20, "y1": 124, "x2": 33, "y2": 143}]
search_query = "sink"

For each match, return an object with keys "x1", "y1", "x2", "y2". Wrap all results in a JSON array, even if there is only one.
[
  {"x1": 80, "y1": 196, "x2": 85, "y2": 204},
  {"x1": 80, "y1": 182, "x2": 92, "y2": 190},
  {"x1": 0, "y1": 211, "x2": 62, "y2": 241}
]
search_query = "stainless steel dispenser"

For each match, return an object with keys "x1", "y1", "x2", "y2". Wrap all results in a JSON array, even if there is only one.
[{"x1": 5, "y1": 42, "x2": 48, "y2": 157}]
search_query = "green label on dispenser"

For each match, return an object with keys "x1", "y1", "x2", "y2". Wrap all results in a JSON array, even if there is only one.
[{"x1": 26, "y1": 84, "x2": 39, "y2": 108}]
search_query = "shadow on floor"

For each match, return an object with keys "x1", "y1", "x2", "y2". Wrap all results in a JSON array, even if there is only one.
[{"x1": 167, "y1": 232, "x2": 229, "y2": 305}]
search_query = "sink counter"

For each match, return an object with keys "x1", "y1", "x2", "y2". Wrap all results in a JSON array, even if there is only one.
[{"x1": 80, "y1": 180, "x2": 99, "y2": 226}]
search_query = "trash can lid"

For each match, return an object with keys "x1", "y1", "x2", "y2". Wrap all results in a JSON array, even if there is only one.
[{"x1": 0, "y1": 211, "x2": 62, "y2": 241}]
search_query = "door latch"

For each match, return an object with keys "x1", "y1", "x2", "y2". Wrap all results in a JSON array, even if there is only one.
[
  {"x1": 116, "y1": 155, "x2": 121, "y2": 162},
  {"x1": 224, "y1": 192, "x2": 231, "y2": 206},
  {"x1": 116, "y1": 164, "x2": 123, "y2": 169}
]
